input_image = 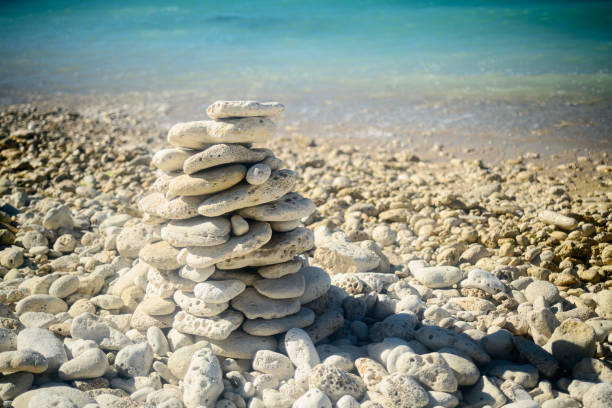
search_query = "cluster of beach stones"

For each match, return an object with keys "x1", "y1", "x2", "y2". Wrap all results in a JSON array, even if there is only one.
[{"x1": 131, "y1": 101, "x2": 334, "y2": 402}]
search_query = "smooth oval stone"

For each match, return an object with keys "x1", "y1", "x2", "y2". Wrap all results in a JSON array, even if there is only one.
[
  {"x1": 206, "y1": 100, "x2": 285, "y2": 119},
  {"x1": 460, "y1": 268, "x2": 504, "y2": 294},
  {"x1": 242, "y1": 308, "x2": 315, "y2": 336},
  {"x1": 238, "y1": 192, "x2": 316, "y2": 222},
  {"x1": 130, "y1": 305, "x2": 175, "y2": 330},
  {"x1": 15, "y1": 295, "x2": 67, "y2": 316},
  {"x1": 539, "y1": 210, "x2": 578, "y2": 231},
  {"x1": 167, "y1": 117, "x2": 275, "y2": 148},
  {"x1": 253, "y1": 271, "x2": 305, "y2": 299},
  {"x1": 230, "y1": 214, "x2": 249, "y2": 236},
  {"x1": 216, "y1": 227, "x2": 314, "y2": 269},
  {"x1": 140, "y1": 296, "x2": 176, "y2": 316},
  {"x1": 161, "y1": 216, "x2": 231, "y2": 247},
  {"x1": 271, "y1": 220, "x2": 301, "y2": 232},
  {"x1": 407, "y1": 261, "x2": 463, "y2": 288},
  {"x1": 57, "y1": 347, "x2": 108, "y2": 380},
  {"x1": 178, "y1": 265, "x2": 215, "y2": 282},
  {"x1": 17, "y1": 328, "x2": 67, "y2": 373},
  {"x1": 0, "y1": 350, "x2": 48, "y2": 374},
  {"x1": 209, "y1": 268, "x2": 261, "y2": 286},
  {"x1": 181, "y1": 222, "x2": 272, "y2": 269},
  {"x1": 13, "y1": 386, "x2": 95, "y2": 408},
  {"x1": 285, "y1": 327, "x2": 320, "y2": 369},
  {"x1": 157, "y1": 196, "x2": 206, "y2": 220},
  {"x1": 257, "y1": 258, "x2": 302, "y2": 279},
  {"x1": 168, "y1": 164, "x2": 246, "y2": 197},
  {"x1": 246, "y1": 163, "x2": 271, "y2": 185},
  {"x1": 197, "y1": 169, "x2": 296, "y2": 217},
  {"x1": 173, "y1": 310, "x2": 243, "y2": 340},
  {"x1": 173, "y1": 291, "x2": 229, "y2": 317},
  {"x1": 206, "y1": 330, "x2": 277, "y2": 359},
  {"x1": 48, "y1": 275, "x2": 80, "y2": 298},
  {"x1": 183, "y1": 143, "x2": 269, "y2": 175},
  {"x1": 152, "y1": 148, "x2": 195, "y2": 172},
  {"x1": 299, "y1": 266, "x2": 332, "y2": 305},
  {"x1": 193, "y1": 280, "x2": 246, "y2": 304},
  {"x1": 139, "y1": 241, "x2": 181, "y2": 270},
  {"x1": 231, "y1": 288, "x2": 300, "y2": 320}
]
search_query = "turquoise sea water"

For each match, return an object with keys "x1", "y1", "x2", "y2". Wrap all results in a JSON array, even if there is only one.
[{"x1": 1, "y1": 1, "x2": 611, "y2": 151}]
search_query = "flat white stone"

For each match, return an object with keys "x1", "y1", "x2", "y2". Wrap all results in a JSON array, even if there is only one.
[
  {"x1": 408, "y1": 260, "x2": 463, "y2": 288},
  {"x1": 152, "y1": 148, "x2": 195, "y2": 172},
  {"x1": 205, "y1": 330, "x2": 277, "y2": 359},
  {"x1": 178, "y1": 265, "x2": 215, "y2": 282},
  {"x1": 173, "y1": 291, "x2": 229, "y2": 317},
  {"x1": 161, "y1": 216, "x2": 231, "y2": 247},
  {"x1": 197, "y1": 170, "x2": 296, "y2": 217},
  {"x1": 299, "y1": 266, "x2": 332, "y2": 305},
  {"x1": 252, "y1": 350, "x2": 294, "y2": 380},
  {"x1": 173, "y1": 310, "x2": 243, "y2": 340},
  {"x1": 168, "y1": 117, "x2": 275, "y2": 148},
  {"x1": 167, "y1": 164, "x2": 246, "y2": 197},
  {"x1": 257, "y1": 258, "x2": 302, "y2": 279},
  {"x1": 271, "y1": 220, "x2": 301, "y2": 232},
  {"x1": 253, "y1": 271, "x2": 305, "y2": 299},
  {"x1": 193, "y1": 280, "x2": 246, "y2": 304},
  {"x1": 242, "y1": 308, "x2": 315, "y2": 336},
  {"x1": 180, "y1": 222, "x2": 272, "y2": 269},
  {"x1": 183, "y1": 143, "x2": 269, "y2": 175},
  {"x1": 238, "y1": 192, "x2": 316, "y2": 222},
  {"x1": 539, "y1": 210, "x2": 578, "y2": 231},
  {"x1": 206, "y1": 100, "x2": 285, "y2": 119},
  {"x1": 231, "y1": 288, "x2": 300, "y2": 319},
  {"x1": 209, "y1": 268, "x2": 261, "y2": 286},
  {"x1": 216, "y1": 227, "x2": 314, "y2": 269},
  {"x1": 158, "y1": 196, "x2": 206, "y2": 220}
]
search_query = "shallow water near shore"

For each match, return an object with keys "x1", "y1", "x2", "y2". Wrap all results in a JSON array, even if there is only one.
[{"x1": 1, "y1": 0, "x2": 611, "y2": 155}]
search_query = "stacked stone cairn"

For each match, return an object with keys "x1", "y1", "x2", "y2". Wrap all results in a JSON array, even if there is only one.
[{"x1": 133, "y1": 101, "x2": 332, "y2": 402}]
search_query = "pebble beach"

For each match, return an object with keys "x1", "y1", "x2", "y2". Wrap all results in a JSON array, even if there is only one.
[{"x1": 0, "y1": 99, "x2": 610, "y2": 408}]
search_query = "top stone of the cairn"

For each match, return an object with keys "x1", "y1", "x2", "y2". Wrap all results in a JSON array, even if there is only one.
[{"x1": 207, "y1": 101, "x2": 285, "y2": 119}]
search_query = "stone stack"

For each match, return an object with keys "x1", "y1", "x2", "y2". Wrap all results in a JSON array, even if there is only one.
[{"x1": 134, "y1": 101, "x2": 330, "y2": 360}]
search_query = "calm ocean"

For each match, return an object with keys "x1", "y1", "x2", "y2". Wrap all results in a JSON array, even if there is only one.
[{"x1": 1, "y1": 0, "x2": 611, "y2": 152}]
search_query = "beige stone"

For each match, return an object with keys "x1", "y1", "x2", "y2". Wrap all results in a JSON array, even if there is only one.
[
  {"x1": 139, "y1": 241, "x2": 181, "y2": 270},
  {"x1": 231, "y1": 288, "x2": 300, "y2": 319},
  {"x1": 242, "y1": 308, "x2": 315, "y2": 336},
  {"x1": 173, "y1": 310, "x2": 243, "y2": 340},
  {"x1": 238, "y1": 192, "x2": 316, "y2": 222},
  {"x1": 206, "y1": 100, "x2": 284, "y2": 119},
  {"x1": 167, "y1": 117, "x2": 275, "y2": 148},
  {"x1": 253, "y1": 271, "x2": 305, "y2": 299},
  {"x1": 183, "y1": 143, "x2": 269, "y2": 175},
  {"x1": 180, "y1": 221, "x2": 272, "y2": 269},
  {"x1": 206, "y1": 330, "x2": 276, "y2": 359},
  {"x1": 193, "y1": 280, "x2": 246, "y2": 304},
  {"x1": 140, "y1": 296, "x2": 176, "y2": 316},
  {"x1": 197, "y1": 170, "x2": 296, "y2": 217},
  {"x1": 216, "y1": 227, "x2": 313, "y2": 269},
  {"x1": 257, "y1": 258, "x2": 302, "y2": 279},
  {"x1": 173, "y1": 291, "x2": 229, "y2": 317},
  {"x1": 152, "y1": 148, "x2": 196, "y2": 173},
  {"x1": 168, "y1": 164, "x2": 246, "y2": 197},
  {"x1": 161, "y1": 216, "x2": 230, "y2": 247},
  {"x1": 271, "y1": 220, "x2": 301, "y2": 232}
]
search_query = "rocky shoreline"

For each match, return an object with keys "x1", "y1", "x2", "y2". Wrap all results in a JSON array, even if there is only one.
[{"x1": 0, "y1": 102, "x2": 611, "y2": 407}]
